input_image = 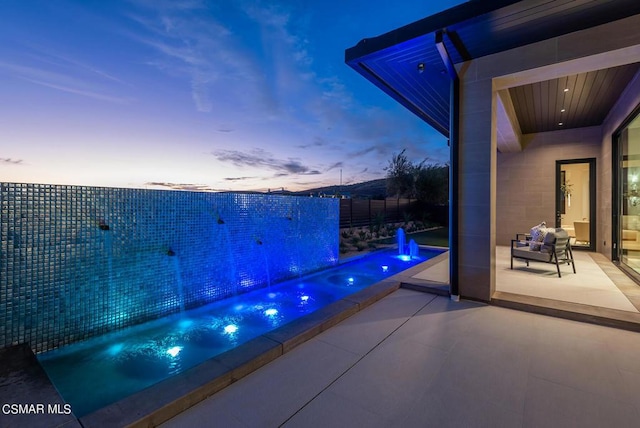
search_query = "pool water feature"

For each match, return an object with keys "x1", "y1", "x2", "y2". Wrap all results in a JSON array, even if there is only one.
[{"x1": 38, "y1": 248, "x2": 443, "y2": 417}]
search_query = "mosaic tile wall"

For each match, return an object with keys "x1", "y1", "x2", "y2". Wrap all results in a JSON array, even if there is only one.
[{"x1": 0, "y1": 183, "x2": 339, "y2": 353}]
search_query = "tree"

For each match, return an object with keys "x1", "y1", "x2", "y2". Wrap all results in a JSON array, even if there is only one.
[
  {"x1": 385, "y1": 149, "x2": 448, "y2": 204},
  {"x1": 415, "y1": 163, "x2": 449, "y2": 205},
  {"x1": 385, "y1": 149, "x2": 424, "y2": 198}
]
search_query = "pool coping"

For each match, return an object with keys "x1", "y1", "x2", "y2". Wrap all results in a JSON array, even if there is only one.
[{"x1": 79, "y1": 251, "x2": 448, "y2": 427}]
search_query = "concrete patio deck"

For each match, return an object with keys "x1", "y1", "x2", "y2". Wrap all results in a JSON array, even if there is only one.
[
  {"x1": 5, "y1": 247, "x2": 640, "y2": 427},
  {"x1": 162, "y1": 288, "x2": 640, "y2": 427}
]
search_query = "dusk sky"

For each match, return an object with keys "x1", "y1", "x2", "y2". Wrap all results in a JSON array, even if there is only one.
[{"x1": 1, "y1": 0, "x2": 465, "y2": 192}]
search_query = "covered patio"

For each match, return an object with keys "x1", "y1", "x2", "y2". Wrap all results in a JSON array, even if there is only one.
[
  {"x1": 407, "y1": 248, "x2": 640, "y2": 330},
  {"x1": 345, "y1": 0, "x2": 640, "y2": 313}
]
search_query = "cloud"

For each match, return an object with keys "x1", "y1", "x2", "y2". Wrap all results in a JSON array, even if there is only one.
[
  {"x1": 126, "y1": 1, "x2": 261, "y2": 113},
  {"x1": 213, "y1": 148, "x2": 321, "y2": 176},
  {"x1": 224, "y1": 176, "x2": 256, "y2": 181},
  {"x1": 24, "y1": 49, "x2": 126, "y2": 85},
  {"x1": 325, "y1": 162, "x2": 343, "y2": 172},
  {"x1": 134, "y1": 0, "x2": 207, "y2": 12},
  {"x1": 145, "y1": 181, "x2": 223, "y2": 191},
  {"x1": 0, "y1": 60, "x2": 133, "y2": 104},
  {"x1": 297, "y1": 138, "x2": 328, "y2": 149},
  {"x1": 126, "y1": 0, "x2": 321, "y2": 120},
  {"x1": 349, "y1": 144, "x2": 388, "y2": 158},
  {"x1": 1, "y1": 158, "x2": 24, "y2": 165},
  {"x1": 241, "y1": 3, "x2": 312, "y2": 67}
]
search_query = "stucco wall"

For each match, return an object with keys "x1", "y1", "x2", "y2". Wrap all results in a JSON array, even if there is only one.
[{"x1": 496, "y1": 127, "x2": 602, "y2": 247}]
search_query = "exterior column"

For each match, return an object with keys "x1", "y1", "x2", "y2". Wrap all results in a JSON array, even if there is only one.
[{"x1": 457, "y1": 73, "x2": 496, "y2": 301}]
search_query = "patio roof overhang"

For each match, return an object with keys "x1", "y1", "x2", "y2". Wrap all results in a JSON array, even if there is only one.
[{"x1": 345, "y1": 0, "x2": 640, "y2": 139}]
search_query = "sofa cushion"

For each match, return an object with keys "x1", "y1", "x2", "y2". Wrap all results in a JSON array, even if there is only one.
[
  {"x1": 541, "y1": 228, "x2": 567, "y2": 253},
  {"x1": 512, "y1": 247, "x2": 553, "y2": 262}
]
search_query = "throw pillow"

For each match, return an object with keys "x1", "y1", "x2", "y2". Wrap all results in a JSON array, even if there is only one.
[
  {"x1": 540, "y1": 228, "x2": 557, "y2": 252},
  {"x1": 529, "y1": 221, "x2": 547, "y2": 251}
]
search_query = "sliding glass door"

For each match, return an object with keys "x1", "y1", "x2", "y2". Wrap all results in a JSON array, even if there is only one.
[{"x1": 615, "y1": 111, "x2": 640, "y2": 273}]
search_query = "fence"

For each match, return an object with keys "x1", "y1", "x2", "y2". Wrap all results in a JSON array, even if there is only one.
[{"x1": 339, "y1": 198, "x2": 415, "y2": 228}]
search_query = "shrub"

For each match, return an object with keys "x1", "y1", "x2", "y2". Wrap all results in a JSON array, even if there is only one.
[
  {"x1": 373, "y1": 211, "x2": 385, "y2": 233},
  {"x1": 402, "y1": 211, "x2": 412, "y2": 226}
]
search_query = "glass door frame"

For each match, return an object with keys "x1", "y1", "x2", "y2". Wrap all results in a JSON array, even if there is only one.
[
  {"x1": 555, "y1": 158, "x2": 596, "y2": 251},
  {"x1": 613, "y1": 102, "x2": 640, "y2": 265}
]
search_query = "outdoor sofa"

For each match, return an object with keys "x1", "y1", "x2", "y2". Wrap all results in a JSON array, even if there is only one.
[{"x1": 510, "y1": 227, "x2": 576, "y2": 278}]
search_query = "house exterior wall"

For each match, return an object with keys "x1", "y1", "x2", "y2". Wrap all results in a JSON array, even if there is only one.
[
  {"x1": 456, "y1": 13, "x2": 640, "y2": 302},
  {"x1": 496, "y1": 127, "x2": 602, "y2": 247}
]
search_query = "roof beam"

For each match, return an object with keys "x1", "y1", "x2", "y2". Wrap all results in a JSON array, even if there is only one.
[
  {"x1": 435, "y1": 30, "x2": 457, "y2": 80},
  {"x1": 496, "y1": 89, "x2": 523, "y2": 152}
]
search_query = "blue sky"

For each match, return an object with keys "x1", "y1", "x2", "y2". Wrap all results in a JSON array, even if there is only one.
[{"x1": 0, "y1": 0, "x2": 465, "y2": 192}]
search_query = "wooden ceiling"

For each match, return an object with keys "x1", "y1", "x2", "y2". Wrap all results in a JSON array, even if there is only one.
[{"x1": 509, "y1": 63, "x2": 640, "y2": 134}]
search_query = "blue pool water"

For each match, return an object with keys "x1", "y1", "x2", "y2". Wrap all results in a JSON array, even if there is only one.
[{"x1": 38, "y1": 248, "x2": 442, "y2": 417}]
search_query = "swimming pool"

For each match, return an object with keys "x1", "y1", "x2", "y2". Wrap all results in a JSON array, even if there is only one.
[{"x1": 38, "y1": 247, "x2": 443, "y2": 417}]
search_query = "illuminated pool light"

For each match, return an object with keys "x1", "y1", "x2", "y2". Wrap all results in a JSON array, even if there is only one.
[
  {"x1": 347, "y1": 277, "x2": 355, "y2": 285},
  {"x1": 300, "y1": 295, "x2": 310, "y2": 302},
  {"x1": 178, "y1": 319, "x2": 193, "y2": 330},
  {"x1": 381, "y1": 265, "x2": 389, "y2": 272},
  {"x1": 264, "y1": 308, "x2": 278, "y2": 317},
  {"x1": 268, "y1": 293, "x2": 277, "y2": 299},
  {"x1": 399, "y1": 255, "x2": 412, "y2": 262},
  {"x1": 166, "y1": 346, "x2": 182, "y2": 357},
  {"x1": 224, "y1": 324, "x2": 238, "y2": 334},
  {"x1": 107, "y1": 343, "x2": 124, "y2": 356}
]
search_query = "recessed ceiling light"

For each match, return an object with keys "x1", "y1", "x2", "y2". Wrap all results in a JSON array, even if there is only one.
[
  {"x1": 564, "y1": 88, "x2": 569, "y2": 92},
  {"x1": 559, "y1": 122, "x2": 564, "y2": 126},
  {"x1": 561, "y1": 108, "x2": 565, "y2": 113}
]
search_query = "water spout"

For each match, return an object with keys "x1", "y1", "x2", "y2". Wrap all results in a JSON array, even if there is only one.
[
  {"x1": 104, "y1": 229, "x2": 114, "y2": 317},
  {"x1": 409, "y1": 239, "x2": 419, "y2": 259},
  {"x1": 257, "y1": 238, "x2": 271, "y2": 288},
  {"x1": 397, "y1": 228, "x2": 406, "y2": 255},
  {"x1": 168, "y1": 249, "x2": 185, "y2": 313},
  {"x1": 215, "y1": 220, "x2": 238, "y2": 295}
]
